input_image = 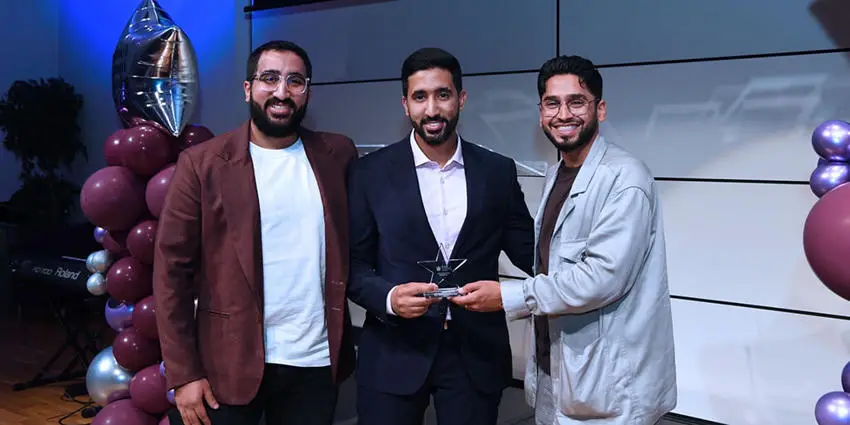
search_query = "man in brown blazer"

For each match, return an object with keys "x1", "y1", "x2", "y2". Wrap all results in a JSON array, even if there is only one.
[{"x1": 154, "y1": 40, "x2": 357, "y2": 425}]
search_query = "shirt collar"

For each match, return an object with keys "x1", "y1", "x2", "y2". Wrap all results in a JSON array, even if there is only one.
[{"x1": 409, "y1": 130, "x2": 464, "y2": 167}]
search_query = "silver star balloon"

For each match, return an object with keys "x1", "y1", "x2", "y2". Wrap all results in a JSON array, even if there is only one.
[{"x1": 112, "y1": 0, "x2": 199, "y2": 137}]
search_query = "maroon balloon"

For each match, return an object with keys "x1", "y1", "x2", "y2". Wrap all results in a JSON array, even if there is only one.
[
  {"x1": 129, "y1": 364, "x2": 171, "y2": 415},
  {"x1": 104, "y1": 129, "x2": 128, "y2": 166},
  {"x1": 103, "y1": 230, "x2": 130, "y2": 258},
  {"x1": 121, "y1": 124, "x2": 175, "y2": 177},
  {"x1": 127, "y1": 220, "x2": 158, "y2": 265},
  {"x1": 106, "y1": 256, "x2": 153, "y2": 304},
  {"x1": 131, "y1": 295, "x2": 158, "y2": 340},
  {"x1": 113, "y1": 327, "x2": 161, "y2": 372},
  {"x1": 81, "y1": 166, "x2": 146, "y2": 231},
  {"x1": 145, "y1": 165, "x2": 176, "y2": 218},
  {"x1": 804, "y1": 182, "x2": 850, "y2": 301},
  {"x1": 176, "y1": 124, "x2": 215, "y2": 152},
  {"x1": 92, "y1": 398, "x2": 158, "y2": 425}
]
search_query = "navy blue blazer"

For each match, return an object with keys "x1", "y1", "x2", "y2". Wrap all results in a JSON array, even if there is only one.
[{"x1": 346, "y1": 137, "x2": 534, "y2": 396}]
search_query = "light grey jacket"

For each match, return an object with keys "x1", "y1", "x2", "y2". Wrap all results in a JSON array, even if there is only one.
[{"x1": 501, "y1": 136, "x2": 677, "y2": 425}]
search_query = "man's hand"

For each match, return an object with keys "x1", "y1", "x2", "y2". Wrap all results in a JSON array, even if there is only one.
[
  {"x1": 174, "y1": 378, "x2": 219, "y2": 425},
  {"x1": 450, "y1": 280, "x2": 504, "y2": 312},
  {"x1": 391, "y1": 282, "x2": 440, "y2": 318}
]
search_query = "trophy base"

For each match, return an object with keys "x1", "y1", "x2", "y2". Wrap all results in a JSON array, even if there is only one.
[{"x1": 418, "y1": 287, "x2": 461, "y2": 298}]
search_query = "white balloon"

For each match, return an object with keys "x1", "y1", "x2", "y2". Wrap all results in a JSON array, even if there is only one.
[
  {"x1": 85, "y1": 346, "x2": 133, "y2": 406},
  {"x1": 86, "y1": 250, "x2": 112, "y2": 274},
  {"x1": 86, "y1": 273, "x2": 107, "y2": 296}
]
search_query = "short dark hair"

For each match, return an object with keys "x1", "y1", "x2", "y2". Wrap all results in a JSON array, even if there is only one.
[
  {"x1": 537, "y1": 55, "x2": 602, "y2": 100},
  {"x1": 246, "y1": 40, "x2": 312, "y2": 81},
  {"x1": 401, "y1": 47, "x2": 463, "y2": 96}
]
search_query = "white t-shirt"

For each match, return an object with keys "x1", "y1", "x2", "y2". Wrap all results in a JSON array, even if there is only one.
[{"x1": 249, "y1": 138, "x2": 329, "y2": 367}]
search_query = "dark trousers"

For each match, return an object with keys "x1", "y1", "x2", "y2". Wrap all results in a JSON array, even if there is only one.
[
  {"x1": 167, "y1": 363, "x2": 337, "y2": 425},
  {"x1": 356, "y1": 326, "x2": 503, "y2": 425}
]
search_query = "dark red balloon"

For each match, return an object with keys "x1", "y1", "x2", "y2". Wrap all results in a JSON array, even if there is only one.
[
  {"x1": 104, "y1": 129, "x2": 128, "y2": 166},
  {"x1": 145, "y1": 165, "x2": 176, "y2": 218},
  {"x1": 92, "y1": 398, "x2": 158, "y2": 425},
  {"x1": 131, "y1": 295, "x2": 158, "y2": 341},
  {"x1": 176, "y1": 124, "x2": 215, "y2": 152},
  {"x1": 80, "y1": 166, "x2": 146, "y2": 231},
  {"x1": 129, "y1": 364, "x2": 170, "y2": 415},
  {"x1": 127, "y1": 220, "x2": 158, "y2": 265},
  {"x1": 113, "y1": 327, "x2": 161, "y2": 373},
  {"x1": 103, "y1": 230, "x2": 130, "y2": 258},
  {"x1": 121, "y1": 125, "x2": 175, "y2": 177},
  {"x1": 804, "y1": 182, "x2": 850, "y2": 301},
  {"x1": 106, "y1": 256, "x2": 153, "y2": 304}
]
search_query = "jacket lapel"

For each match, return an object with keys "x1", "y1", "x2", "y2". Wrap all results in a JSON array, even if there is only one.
[
  {"x1": 300, "y1": 129, "x2": 344, "y2": 281},
  {"x1": 217, "y1": 121, "x2": 263, "y2": 306},
  {"x1": 387, "y1": 139, "x2": 441, "y2": 257},
  {"x1": 450, "y1": 140, "x2": 486, "y2": 260},
  {"x1": 551, "y1": 136, "x2": 609, "y2": 236}
]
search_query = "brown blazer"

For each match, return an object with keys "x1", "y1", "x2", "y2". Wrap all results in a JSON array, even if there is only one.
[{"x1": 153, "y1": 120, "x2": 358, "y2": 405}]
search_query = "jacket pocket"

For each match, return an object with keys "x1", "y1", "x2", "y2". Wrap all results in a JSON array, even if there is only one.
[
  {"x1": 555, "y1": 239, "x2": 588, "y2": 270},
  {"x1": 196, "y1": 306, "x2": 230, "y2": 319},
  {"x1": 557, "y1": 331, "x2": 626, "y2": 419}
]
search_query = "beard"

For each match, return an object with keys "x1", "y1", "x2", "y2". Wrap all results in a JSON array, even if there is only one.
[
  {"x1": 410, "y1": 114, "x2": 460, "y2": 146},
  {"x1": 249, "y1": 95, "x2": 307, "y2": 138},
  {"x1": 543, "y1": 116, "x2": 599, "y2": 154}
]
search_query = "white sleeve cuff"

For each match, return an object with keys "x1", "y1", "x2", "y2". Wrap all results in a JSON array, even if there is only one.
[
  {"x1": 501, "y1": 278, "x2": 530, "y2": 320},
  {"x1": 386, "y1": 285, "x2": 398, "y2": 315}
]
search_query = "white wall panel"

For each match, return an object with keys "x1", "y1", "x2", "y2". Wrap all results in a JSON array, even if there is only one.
[
  {"x1": 600, "y1": 52, "x2": 850, "y2": 181},
  {"x1": 306, "y1": 73, "x2": 554, "y2": 177},
  {"x1": 251, "y1": 0, "x2": 556, "y2": 83},
  {"x1": 658, "y1": 181, "x2": 850, "y2": 316},
  {"x1": 310, "y1": 51, "x2": 850, "y2": 183},
  {"x1": 559, "y1": 0, "x2": 846, "y2": 64},
  {"x1": 670, "y1": 299, "x2": 850, "y2": 425}
]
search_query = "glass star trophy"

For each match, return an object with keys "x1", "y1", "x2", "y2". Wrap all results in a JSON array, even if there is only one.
[{"x1": 416, "y1": 250, "x2": 468, "y2": 298}]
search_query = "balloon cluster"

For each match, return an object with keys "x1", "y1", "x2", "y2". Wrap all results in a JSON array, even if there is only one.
[
  {"x1": 804, "y1": 120, "x2": 850, "y2": 302},
  {"x1": 80, "y1": 121, "x2": 214, "y2": 425},
  {"x1": 808, "y1": 120, "x2": 850, "y2": 198},
  {"x1": 814, "y1": 363, "x2": 850, "y2": 425},
  {"x1": 80, "y1": 1, "x2": 208, "y2": 422},
  {"x1": 804, "y1": 120, "x2": 850, "y2": 424}
]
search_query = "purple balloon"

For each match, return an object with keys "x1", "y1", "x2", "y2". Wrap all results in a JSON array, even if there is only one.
[
  {"x1": 816, "y1": 391, "x2": 850, "y2": 425},
  {"x1": 105, "y1": 297, "x2": 134, "y2": 332},
  {"x1": 159, "y1": 361, "x2": 166, "y2": 377},
  {"x1": 811, "y1": 163, "x2": 850, "y2": 197},
  {"x1": 166, "y1": 388, "x2": 175, "y2": 405},
  {"x1": 813, "y1": 120, "x2": 850, "y2": 161},
  {"x1": 94, "y1": 227, "x2": 108, "y2": 243},
  {"x1": 842, "y1": 362, "x2": 850, "y2": 393}
]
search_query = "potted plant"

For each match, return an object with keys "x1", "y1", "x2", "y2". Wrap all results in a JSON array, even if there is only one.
[{"x1": 0, "y1": 77, "x2": 88, "y2": 228}]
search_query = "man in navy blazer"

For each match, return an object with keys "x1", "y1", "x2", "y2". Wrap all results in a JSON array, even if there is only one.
[{"x1": 346, "y1": 47, "x2": 535, "y2": 425}]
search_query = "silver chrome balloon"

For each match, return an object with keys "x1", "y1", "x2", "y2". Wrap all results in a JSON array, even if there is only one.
[
  {"x1": 112, "y1": 0, "x2": 199, "y2": 137},
  {"x1": 86, "y1": 273, "x2": 107, "y2": 296},
  {"x1": 86, "y1": 250, "x2": 112, "y2": 274},
  {"x1": 85, "y1": 346, "x2": 134, "y2": 406}
]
